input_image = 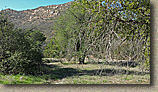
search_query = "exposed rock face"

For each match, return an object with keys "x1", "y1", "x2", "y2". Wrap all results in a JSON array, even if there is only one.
[{"x1": 1, "y1": 2, "x2": 72, "y2": 42}]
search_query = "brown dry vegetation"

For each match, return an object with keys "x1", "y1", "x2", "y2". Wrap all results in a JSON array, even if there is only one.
[{"x1": 44, "y1": 59, "x2": 150, "y2": 84}]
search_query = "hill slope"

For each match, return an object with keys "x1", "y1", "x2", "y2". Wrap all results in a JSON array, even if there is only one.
[{"x1": 1, "y1": 2, "x2": 72, "y2": 41}]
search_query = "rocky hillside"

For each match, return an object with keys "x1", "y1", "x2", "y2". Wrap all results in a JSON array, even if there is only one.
[{"x1": 1, "y1": 2, "x2": 72, "y2": 41}]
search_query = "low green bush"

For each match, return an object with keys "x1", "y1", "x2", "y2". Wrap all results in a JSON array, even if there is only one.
[{"x1": 0, "y1": 14, "x2": 46, "y2": 75}]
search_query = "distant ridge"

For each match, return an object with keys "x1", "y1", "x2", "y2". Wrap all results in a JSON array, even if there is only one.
[
  {"x1": 2, "y1": 1, "x2": 73, "y2": 12},
  {"x1": 1, "y1": 1, "x2": 72, "y2": 42}
]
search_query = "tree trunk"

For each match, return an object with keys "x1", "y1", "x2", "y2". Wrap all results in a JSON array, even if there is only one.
[{"x1": 79, "y1": 54, "x2": 86, "y2": 64}]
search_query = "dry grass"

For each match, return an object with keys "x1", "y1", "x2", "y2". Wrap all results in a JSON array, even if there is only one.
[
  {"x1": 47, "y1": 62, "x2": 150, "y2": 84},
  {"x1": 0, "y1": 61, "x2": 150, "y2": 84}
]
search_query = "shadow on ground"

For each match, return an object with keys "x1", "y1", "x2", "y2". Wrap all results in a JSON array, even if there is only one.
[
  {"x1": 87, "y1": 61, "x2": 139, "y2": 68},
  {"x1": 44, "y1": 63, "x2": 150, "y2": 81},
  {"x1": 80, "y1": 68, "x2": 149, "y2": 76}
]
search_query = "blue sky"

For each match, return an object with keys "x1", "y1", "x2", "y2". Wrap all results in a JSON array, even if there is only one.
[{"x1": 0, "y1": 0, "x2": 74, "y2": 11}]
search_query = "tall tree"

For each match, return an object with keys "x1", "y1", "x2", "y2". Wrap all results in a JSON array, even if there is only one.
[{"x1": 46, "y1": 0, "x2": 150, "y2": 69}]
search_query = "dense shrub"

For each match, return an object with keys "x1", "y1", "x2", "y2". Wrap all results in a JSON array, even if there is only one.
[{"x1": 0, "y1": 14, "x2": 46, "y2": 75}]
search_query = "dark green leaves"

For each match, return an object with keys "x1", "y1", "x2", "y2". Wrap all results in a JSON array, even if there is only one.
[{"x1": 0, "y1": 14, "x2": 46, "y2": 75}]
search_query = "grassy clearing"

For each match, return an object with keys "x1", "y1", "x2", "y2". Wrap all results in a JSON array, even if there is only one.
[
  {"x1": 0, "y1": 61, "x2": 150, "y2": 84},
  {"x1": 0, "y1": 74, "x2": 46, "y2": 84},
  {"x1": 50, "y1": 63, "x2": 150, "y2": 84},
  {"x1": 54, "y1": 74, "x2": 149, "y2": 84}
]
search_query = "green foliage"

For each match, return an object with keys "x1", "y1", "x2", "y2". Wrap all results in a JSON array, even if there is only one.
[
  {"x1": 0, "y1": 74, "x2": 46, "y2": 84},
  {"x1": 44, "y1": 8, "x2": 79, "y2": 58},
  {"x1": 27, "y1": 29, "x2": 46, "y2": 46},
  {"x1": 0, "y1": 14, "x2": 46, "y2": 75},
  {"x1": 44, "y1": 39, "x2": 61, "y2": 58},
  {"x1": 45, "y1": 0, "x2": 150, "y2": 69}
]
